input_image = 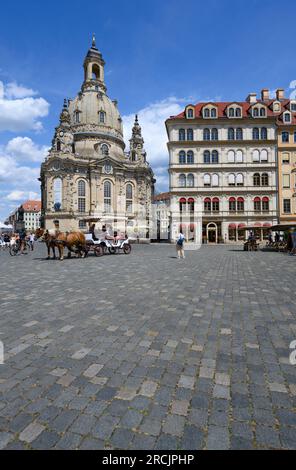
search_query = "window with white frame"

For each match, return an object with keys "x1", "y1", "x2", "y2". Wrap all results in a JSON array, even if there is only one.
[
  {"x1": 187, "y1": 174, "x2": 194, "y2": 187},
  {"x1": 236, "y1": 173, "x2": 244, "y2": 186},
  {"x1": 53, "y1": 178, "x2": 62, "y2": 210},
  {"x1": 261, "y1": 149, "x2": 268, "y2": 161},
  {"x1": 78, "y1": 180, "x2": 86, "y2": 213},
  {"x1": 187, "y1": 108, "x2": 194, "y2": 118},
  {"x1": 228, "y1": 150, "x2": 235, "y2": 163},
  {"x1": 126, "y1": 184, "x2": 133, "y2": 213},
  {"x1": 104, "y1": 181, "x2": 112, "y2": 212},
  {"x1": 179, "y1": 151, "x2": 186, "y2": 164},
  {"x1": 204, "y1": 174, "x2": 211, "y2": 186},
  {"x1": 212, "y1": 174, "x2": 219, "y2": 186},
  {"x1": 204, "y1": 150, "x2": 211, "y2": 163},
  {"x1": 236, "y1": 150, "x2": 243, "y2": 163},
  {"x1": 228, "y1": 173, "x2": 235, "y2": 186},
  {"x1": 187, "y1": 151, "x2": 194, "y2": 164},
  {"x1": 179, "y1": 174, "x2": 186, "y2": 187},
  {"x1": 253, "y1": 149, "x2": 260, "y2": 162}
]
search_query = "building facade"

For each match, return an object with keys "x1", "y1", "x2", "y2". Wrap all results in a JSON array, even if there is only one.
[
  {"x1": 276, "y1": 91, "x2": 296, "y2": 224},
  {"x1": 166, "y1": 89, "x2": 282, "y2": 243},
  {"x1": 22, "y1": 200, "x2": 41, "y2": 231},
  {"x1": 40, "y1": 37, "x2": 155, "y2": 238},
  {"x1": 153, "y1": 192, "x2": 171, "y2": 241},
  {"x1": 7, "y1": 200, "x2": 41, "y2": 231}
]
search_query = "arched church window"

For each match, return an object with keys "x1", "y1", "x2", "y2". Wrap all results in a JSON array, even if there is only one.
[
  {"x1": 56, "y1": 140, "x2": 61, "y2": 151},
  {"x1": 126, "y1": 184, "x2": 133, "y2": 213},
  {"x1": 78, "y1": 180, "x2": 86, "y2": 213},
  {"x1": 104, "y1": 181, "x2": 112, "y2": 212},
  {"x1": 53, "y1": 178, "x2": 62, "y2": 211}
]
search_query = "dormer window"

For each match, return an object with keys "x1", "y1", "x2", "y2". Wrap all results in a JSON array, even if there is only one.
[
  {"x1": 203, "y1": 105, "x2": 218, "y2": 119},
  {"x1": 283, "y1": 112, "x2": 291, "y2": 123},
  {"x1": 252, "y1": 105, "x2": 267, "y2": 118},
  {"x1": 186, "y1": 107, "x2": 195, "y2": 119},
  {"x1": 227, "y1": 105, "x2": 242, "y2": 118},
  {"x1": 273, "y1": 101, "x2": 281, "y2": 113}
]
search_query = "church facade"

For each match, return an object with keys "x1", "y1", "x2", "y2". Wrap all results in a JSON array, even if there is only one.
[{"x1": 40, "y1": 37, "x2": 155, "y2": 238}]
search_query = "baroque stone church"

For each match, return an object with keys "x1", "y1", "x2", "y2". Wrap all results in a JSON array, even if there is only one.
[{"x1": 40, "y1": 36, "x2": 155, "y2": 238}]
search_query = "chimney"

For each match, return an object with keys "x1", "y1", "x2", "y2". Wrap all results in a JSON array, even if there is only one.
[
  {"x1": 246, "y1": 92, "x2": 257, "y2": 103},
  {"x1": 261, "y1": 89, "x2": 269, "y2": 101},
  {"x1": 276, "y1": 88, "x2": 284, "y2": 100}
]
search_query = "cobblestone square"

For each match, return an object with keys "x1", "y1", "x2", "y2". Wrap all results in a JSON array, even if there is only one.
[{"x1": 0, "y1": 243, "x2": 296, "y2": 449}]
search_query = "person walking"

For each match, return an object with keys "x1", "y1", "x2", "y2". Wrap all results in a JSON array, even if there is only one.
[
  {"x1": 29, "y1": 232, "x2": 35, "y2": 251},
  {"x1": 176, "y1": 231, "x2": 185, "y2": 259}
]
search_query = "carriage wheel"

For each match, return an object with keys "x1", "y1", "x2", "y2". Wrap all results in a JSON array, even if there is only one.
[
  {"x1": 123, "y1": 243, "x2": 131, "y2": 254},
  {"x1": 9, "y1": 245, "x2": 19, "y2": 256},
  {"x1": 94, "y1": 246, "x2": 103, "y2": 257}
]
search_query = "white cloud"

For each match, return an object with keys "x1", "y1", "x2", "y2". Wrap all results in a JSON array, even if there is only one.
[
  {"x1": 0, "y1": 137, "x2": 43, "y2": 204},
  {"x1": 5, "y1": 81, "x2": 38, "y2": 99},
  {"x1": 4, "y1": 137, "x2": 49, "y2": 162},
  {"x1": 6, "y1": 190, "x2": 39, "y2": 202},
  {"x1": 0, "y1": 80, "x2": 49, "y2": 132},
  {"x1": 6, "y1": 190, "x2": 26, "y2": 201},
  {"x1": 123, "y1": 97, "x2": 187, "y2": 192}
]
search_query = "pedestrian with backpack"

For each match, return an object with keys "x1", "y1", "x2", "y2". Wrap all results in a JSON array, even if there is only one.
[{"x1": 176, "y1": 231, "x2": 185, "y2": 259}]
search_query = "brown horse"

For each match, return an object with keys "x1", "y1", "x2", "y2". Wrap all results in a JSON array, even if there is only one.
[
  {"x1": 35, "y1": 228, "x2": 86, "y2": 260},
  {"x1": 35, "y1": 228, "x2": 57, "y2": 259}
]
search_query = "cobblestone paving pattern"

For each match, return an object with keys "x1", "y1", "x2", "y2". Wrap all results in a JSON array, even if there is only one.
[{"x1": 0, "y1": 243, "x2": 295, "y2": 449}]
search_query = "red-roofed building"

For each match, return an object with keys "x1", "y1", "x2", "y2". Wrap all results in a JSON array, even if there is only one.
[
  {"x1": 165, "y1": 89, "x2": 286, "y2": 244},
  {"x1": 22, "y1": 200, "x2": 41, "y2": 231}
]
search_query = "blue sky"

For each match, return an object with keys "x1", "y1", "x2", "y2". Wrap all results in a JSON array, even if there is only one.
[{"x1": 1, "y1": 0, "x2": 296, "y2": 221}]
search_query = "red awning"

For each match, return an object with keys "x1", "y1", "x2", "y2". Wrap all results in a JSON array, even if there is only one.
[
  {"x1": 262, "y1": 197, "x2": 269, "y2": 202},
  {"x1": 254, "y1": 222, "x2": 262, "y2": 227},
  {"x1": 188, "y1": 197, "x2": 194, "y2": 203},
  {"x1": 237, "y1": 197, "x2": 244, "y2": 202},
  {"x1": 212, "y1": 197, "x2": 219, "y2": 202},
  {"x1": 179, "y1": 198, "x2": 186, "y2": 203},
  {"x1": 238, "y1": 223, "x2": 246, "y2": 228},
  {"x1": 229, "y1": 197, "x2": 236, "y2": 202},
  {"x1": 263, "y1": 222, "x2": 271, "y2": 227},
  {"x1": 204, "y1": 197, "x2": 211, "y2": 202},
  {"x1": 229, "y1": 223, "x2": 236, "y2": 229},
  {"x1": 254, "y1": 197, "x2": 261, "y2": 202}
]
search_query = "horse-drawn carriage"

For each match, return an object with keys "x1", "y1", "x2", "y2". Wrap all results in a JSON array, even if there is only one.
[
  {"x1": 84, "y1": 233, "x2": 131, "y2": 256},
  {"x1": 36, "y1": 218, "x2": 131, "y2": 260}
]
